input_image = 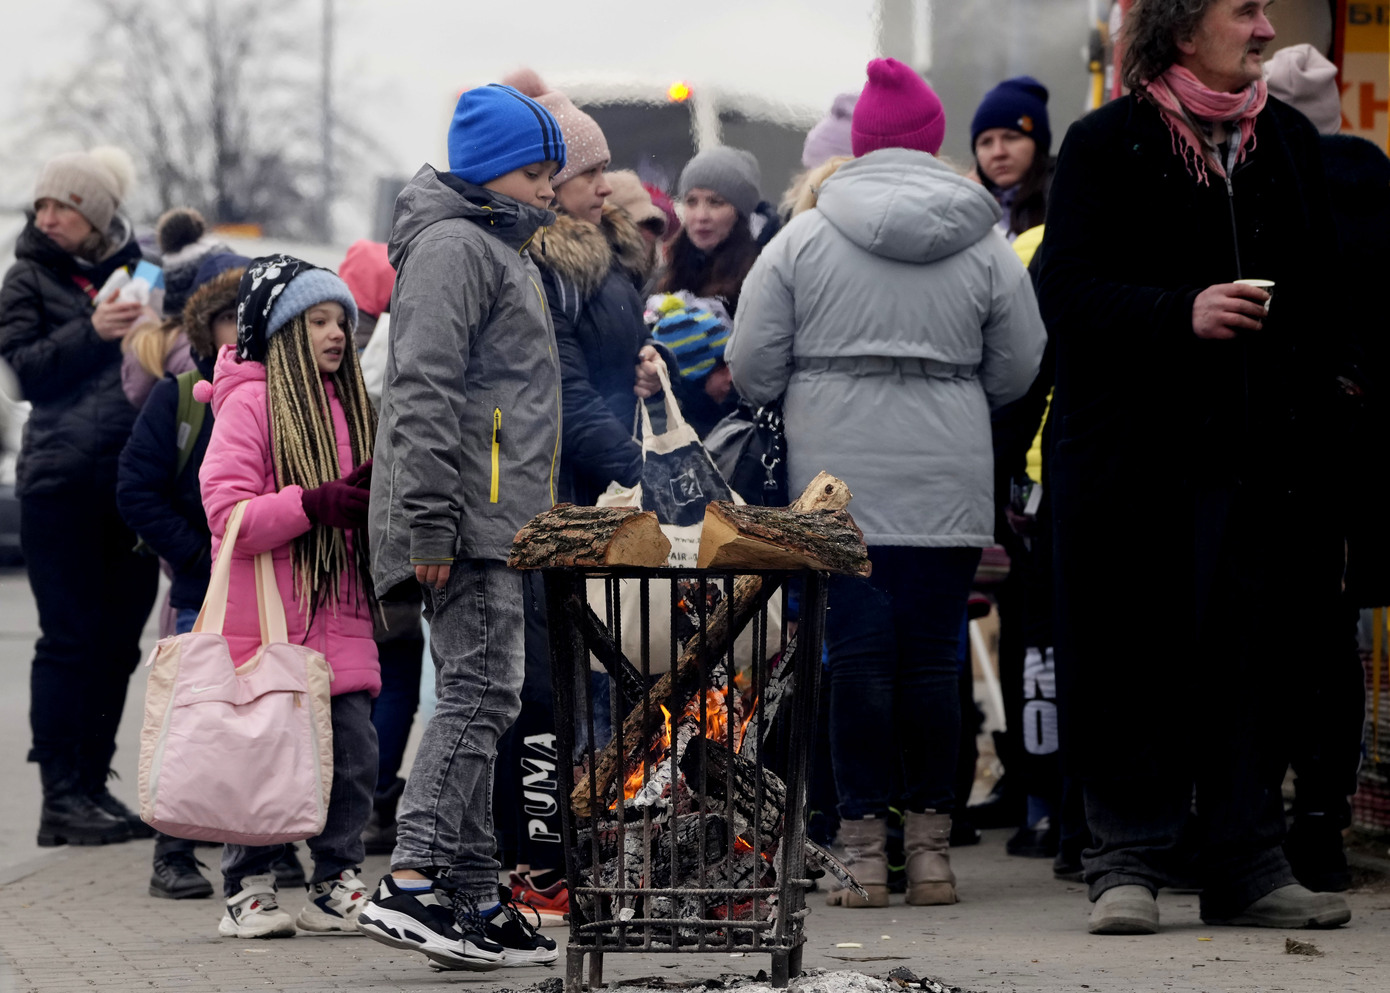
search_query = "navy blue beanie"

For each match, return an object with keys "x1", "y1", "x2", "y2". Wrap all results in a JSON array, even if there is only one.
[
  {"x1": 448, "y1": 84, "x2": 567, "y2": 186},
  {"x1": 970, "y1": 77, "x2": 1051, "y2": 157}
]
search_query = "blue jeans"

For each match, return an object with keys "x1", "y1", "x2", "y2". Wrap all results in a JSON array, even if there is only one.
[
  {"x1": 825, "y1": 545, "x2": 981, "y2": 819},
  {"x1": 391, "y1": 560, "x2": 525, "y2": 905},
  {"x1": 221, "y1": 690, "x2": 378, "y2": 896},
  {"x1": 175, "y1": 607, "x2": 200, "y2": 634}
]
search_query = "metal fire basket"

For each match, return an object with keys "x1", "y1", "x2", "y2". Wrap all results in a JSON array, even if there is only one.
[{"x1": 544, "y1": 567, "x2": 827, "y2": 992}]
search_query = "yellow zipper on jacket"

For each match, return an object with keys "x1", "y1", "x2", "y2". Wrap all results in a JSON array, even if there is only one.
[{"x1": 489, "y1": 407, "x2": 501, "y2": 504}]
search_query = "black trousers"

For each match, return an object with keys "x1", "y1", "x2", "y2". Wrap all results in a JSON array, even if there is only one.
[
  {"x1": 1287, "y1": 602, "x2": 1366, "y2": 827},
  {"x1": 1081, "y1": 495, "x2": 1342, "y2": 919},
  {"x1": 493, "y1": 571, "x2": 566, "y2": 870},
  {"x1": 23, "y1": 490, "x2": 158, "y2": 774}
]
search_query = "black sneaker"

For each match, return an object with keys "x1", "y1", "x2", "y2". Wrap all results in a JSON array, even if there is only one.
[
  {"x1": 483, "y1": 884, "x2": 558, "y2": 967},
  {"x1": 150, "y1": 851, "x2": 214, "y2": 899},
  {"x1": 357, "y1": 874, "x2": 504, "y2": 971}
]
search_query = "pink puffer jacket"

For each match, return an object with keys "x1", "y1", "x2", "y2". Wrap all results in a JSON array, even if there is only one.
[{"x1": 198, "y1": 344, "x2": 380, "y2": 696}]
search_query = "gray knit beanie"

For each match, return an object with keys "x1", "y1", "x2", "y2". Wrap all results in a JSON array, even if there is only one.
[
  {"x1": 33, "y1": 146, "x2": 136, "y2": 234},
  {"x1": 678, "y1": 147, "x2": 762, "y2": 219}
]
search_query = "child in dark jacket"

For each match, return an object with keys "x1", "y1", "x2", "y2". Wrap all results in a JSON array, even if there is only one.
[{"x1": 117, "y1": 252, "x2": 248, "y2": 900}]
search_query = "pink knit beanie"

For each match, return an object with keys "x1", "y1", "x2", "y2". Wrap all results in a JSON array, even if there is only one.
[
  {"x1": 503, "y1": 68, "x2": 611, "y2": 186},
  {"x1": 851, "y1": 58, "x2": 946, "y2": 157}
]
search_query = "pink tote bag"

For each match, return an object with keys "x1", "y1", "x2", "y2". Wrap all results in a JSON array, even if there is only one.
[{"x1": 138, "y1": 501, "x2": 334, "y2": 844}]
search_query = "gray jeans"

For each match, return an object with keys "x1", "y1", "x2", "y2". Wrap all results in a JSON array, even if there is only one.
[
  {"x1": 222, "y1": 690, "x2": 378, "y2": 896},
  {"x1": 391, "y1": 560, "x2": 525, "y2": 904}
]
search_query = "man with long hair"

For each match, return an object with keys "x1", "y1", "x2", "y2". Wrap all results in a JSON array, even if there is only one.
[{"x1": 1037, "y1": 0, "x2": 1355, "y2": 935}]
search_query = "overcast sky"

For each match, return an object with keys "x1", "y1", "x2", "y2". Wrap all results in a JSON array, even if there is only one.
[
  {"x1": 2, "y1": 1, "x2": 880, "y2": 180},
  {"x1": 1, "y1": 0, "x2": 1114, "y2": 242}
]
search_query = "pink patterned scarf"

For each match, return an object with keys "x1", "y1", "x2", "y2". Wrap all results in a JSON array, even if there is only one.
[{"x1": 1142, "y1": 65, "x2": 1267, "y2": 186}]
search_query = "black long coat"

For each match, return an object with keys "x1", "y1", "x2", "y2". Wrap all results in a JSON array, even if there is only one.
[
  {"x1": 1036, "y1": 94, "x2": 1352, "y2": 780},
  {"x1": 0, "y1": 220, "x2": 143, "y2": 498}
]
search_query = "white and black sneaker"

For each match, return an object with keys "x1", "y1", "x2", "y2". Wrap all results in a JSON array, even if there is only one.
[
  {"x1": 296, "y1": 868, "x2": 369, "y2": 934},
  {"x1": 431, "y1": 885, "x2": 558, "y2": 969},
  {"x1": 356, "y1": 874, "x2": 504, "y2": 971},
  {"x1": 218, "y1": 874, "x2": 296, "y2": 939}
]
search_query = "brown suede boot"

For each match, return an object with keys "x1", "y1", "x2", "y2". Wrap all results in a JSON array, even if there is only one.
[
  {"x1": 826, "y1": 816, "x2": 890, "y2": 907},
  {"x1": 904, "y1": 810, "x2": 957, "y2": 905}
]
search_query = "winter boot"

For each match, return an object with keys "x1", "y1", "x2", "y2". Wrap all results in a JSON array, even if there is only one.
[
  {"x1": 825, "y1": 816, "x2": 890, "y2": 907},
  {"x1": 79, "y1": 750, "x2": 154, "y2": 840},
  {"x1": 37, "y1": 758, "x2": 131, "y2": 847},
  {"x1": 903, "y1": 810, "x2": 957, "y2": 905},
  {"x1": 361, "y1": 777, "x2": 405, "y2": 856}
]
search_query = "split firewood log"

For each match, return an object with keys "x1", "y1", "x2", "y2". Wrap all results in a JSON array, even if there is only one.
[
  {"x1": 571, "y1": 472, "x2": 853, "y2": 818},
  {"x1": 508, "y1": 504, "x2": 670, "y2": 570},
  {"x1": 697, "y1": 503, "x2": 870, "y2": 574}
]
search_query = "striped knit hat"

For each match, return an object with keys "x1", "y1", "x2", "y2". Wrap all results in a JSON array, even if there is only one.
[{"x1": 650, "y1": 295, "x2": 729, "y2": 380}]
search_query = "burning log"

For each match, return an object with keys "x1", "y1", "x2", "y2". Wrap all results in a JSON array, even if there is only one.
[
  {"x1": 508, "y1": 504, "x2": 671, "y2": 569},
  {"x1": 630, "y1": 717, "x2": 700, "y2": 812},
  {"x1": 738, "y1": 634, "x2": 798, "y2": 767},
  {"x1": 680, "y1": 739, "x2": 788, "y2": 840},
  {"x1": 571, "y1": 473, "x2": 853, "y2": 818},
  {"x1": 696, "y1": 504, "x2": 871, "y2": 576}
]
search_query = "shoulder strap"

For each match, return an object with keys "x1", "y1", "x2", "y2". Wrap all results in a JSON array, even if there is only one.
[
  {"x1": 175, "y1": 370, "x2": 208, "y2": 478},
  {"x1": 70, "y1": 274, "x2": 98, "y2": 304}
]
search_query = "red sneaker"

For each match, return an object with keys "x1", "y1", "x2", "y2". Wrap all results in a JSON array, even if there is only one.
[{"x1": 513, "y1": 872, "x2": 569, "y2": 928}]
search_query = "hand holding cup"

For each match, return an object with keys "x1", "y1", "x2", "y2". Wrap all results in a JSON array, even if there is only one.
[{"x1": 1192, "y1": 281, "x2": 1272, "y2": 340}]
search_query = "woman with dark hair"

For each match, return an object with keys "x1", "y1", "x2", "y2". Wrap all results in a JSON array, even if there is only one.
[
  {"x1": 636, "y1": 147, "x2": 767, "y2": 435},
  {"x1": 0, "y1": 146, "x2": 160, "y2": 848},
  {"x1": 970, "y1": 77, "x2": 1053, "y2": 241}
]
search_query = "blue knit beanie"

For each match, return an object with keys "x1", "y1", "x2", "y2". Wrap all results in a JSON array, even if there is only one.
[
  {"x1": 448, "y1": 84, "x2": 567, "y2": 185},
  {"x1": 970, "y1": 76, "x2": 1051, "y2": 156},
  {"x1": 265, "y1": 268, "x2": 358, "y2": 340},
  {"x1": 651, "y1": 301, "x2": 729, "y2": 381}
]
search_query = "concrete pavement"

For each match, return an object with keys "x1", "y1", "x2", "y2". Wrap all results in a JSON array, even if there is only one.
[{"x1": 2, "y1": 569, "x2": 1389, "y2": 992}]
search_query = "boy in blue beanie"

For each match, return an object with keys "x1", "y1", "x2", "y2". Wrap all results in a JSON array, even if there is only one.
[{"x1": 358, "y1": 83, "x2": 564, "y2": 972}]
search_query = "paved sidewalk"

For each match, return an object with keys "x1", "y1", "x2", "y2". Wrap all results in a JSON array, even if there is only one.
[{"x1": 1, "y1": 831, "x2": 1386, "y2": 993}]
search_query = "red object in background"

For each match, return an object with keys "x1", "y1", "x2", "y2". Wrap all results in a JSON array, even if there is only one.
[
  {"x1": 338, "y1": 240, "x2": 395, "y2": 318},
  {"x1": 644, "y1": 183, "x2": 680, "y2": 240}
]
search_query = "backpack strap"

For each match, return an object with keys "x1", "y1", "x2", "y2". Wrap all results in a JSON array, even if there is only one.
[{"x1": 175, "y1": 369, "x2": 208, "y2": 478}]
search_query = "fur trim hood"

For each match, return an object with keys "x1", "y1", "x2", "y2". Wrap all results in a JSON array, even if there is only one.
[
  {"x1": 537, "y1": 202, "x2": 648, "y2": 298},
  {"x1": 181, "y1": 266, "x2": 245, "y2": 360}
]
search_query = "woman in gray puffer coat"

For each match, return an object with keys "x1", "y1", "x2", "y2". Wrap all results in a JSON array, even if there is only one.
[{"x1": 729, "y1": 59, "x2": 1045, "y2": 909}]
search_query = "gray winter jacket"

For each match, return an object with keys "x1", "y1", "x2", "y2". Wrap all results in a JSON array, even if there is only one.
[
  {"x1": 728, "y1": 148, "x2": 1045, "y2": 547},
  {"x1": 370, "y1": 166, "x2": 562, "y2": 594}
]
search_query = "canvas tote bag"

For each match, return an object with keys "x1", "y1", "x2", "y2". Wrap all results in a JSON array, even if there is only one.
[
  {"x1": 589, "y1": 364, "x2": 779, "y2": 675},
  {"x1": 138, "y1": 500, "x2": 334, "y2": 844}
]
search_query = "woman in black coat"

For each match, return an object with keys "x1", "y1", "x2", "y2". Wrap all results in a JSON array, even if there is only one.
[{"x1": 0, "y1": 147, "x2": 159, "y2": 846}]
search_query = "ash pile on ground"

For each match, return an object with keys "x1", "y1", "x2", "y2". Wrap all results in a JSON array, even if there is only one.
[{"x1": 508, "y1": 967, "x2": 975, "y2": 993}]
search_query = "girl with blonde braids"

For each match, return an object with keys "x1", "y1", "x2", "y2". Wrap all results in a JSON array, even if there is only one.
[{"x1": 198, "y1": 254, "x2": 381, "y2": 940}]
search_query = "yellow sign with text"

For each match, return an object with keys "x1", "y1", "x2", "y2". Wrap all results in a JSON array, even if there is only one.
[{"x1": 1341, "y1": 2, "x2": 1389, "y2": 150}]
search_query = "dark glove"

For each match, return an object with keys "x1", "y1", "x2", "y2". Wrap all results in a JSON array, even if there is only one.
[
  {"x1": 301, "y1": 478, "x2": 370, "y2": 530},
  {"x1": 342, "y1": 459, "x2": 373, "y2": 489}
]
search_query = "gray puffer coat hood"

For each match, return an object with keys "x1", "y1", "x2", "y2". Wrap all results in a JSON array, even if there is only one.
[
  {"x1": 369, "y1": 165, "x2": 562, "y2": 593},
  {"x1": 728, "y1": 148, "x2": 1045, "y2": 547}
]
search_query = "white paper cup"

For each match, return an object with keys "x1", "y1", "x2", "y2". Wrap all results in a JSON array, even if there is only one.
[{"x1": 1235, "y1": 278, "x2": 1275, "y2": 312}]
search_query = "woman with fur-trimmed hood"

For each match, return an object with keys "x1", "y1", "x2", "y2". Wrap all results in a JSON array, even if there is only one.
[{"x1": 505, "y1": 69, "x2": 653, "y2": 505}]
